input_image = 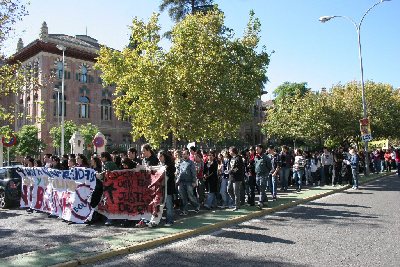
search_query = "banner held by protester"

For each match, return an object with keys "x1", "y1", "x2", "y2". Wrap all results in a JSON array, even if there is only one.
[
  {"x1": 18, "y1": 167, "x2": 97, "y2": 223},
  {"x1": 97, "y1": 166, "x2": 166, "y2": 225}
]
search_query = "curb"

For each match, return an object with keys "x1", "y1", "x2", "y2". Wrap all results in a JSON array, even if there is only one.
[{"x1": 50, "y1": 172, "x2": 393, "y2": 266}]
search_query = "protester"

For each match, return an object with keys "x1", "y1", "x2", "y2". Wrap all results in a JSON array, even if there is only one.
[
  {"x1": 321, "y1": 147, "x2": 334, "y2": 185},
  {"x1": 128, "y1": 147, "x2": 141, "y2": 167},
  {"x1": 68, "y1": 158, "x2": 77, "y2": 169},
  {"x1": 267, "y1": 146, "x2": 280, "y2": 200},
  {"x1": 246, "y1": 147, "x2": 256, "y2": 206},
  {"x1": 90, "y1": 155, "x2": 102, "y2": 172},
  {"x1": 97, "y1": 151, "x2": 119, "y2": 226},
  {"x1": 293, "y1": 149, "x2": 305, "y2": 192},
  {"x1": 121, "y1": 158, "x2": 135, "y2": 169},
  {"x1": 349, "y1": 148, "x2": 359, "y2": 189},
  {"x1": 141, "y1": 143, "x2": 159, "y2": 166},
  {"x1": 227, "y1": 146, "x2": 244, "y2": 211},
  {"x1": 255, "y1": 144, "x2": 271, "y2": 209},
  {"x1": 176, "y1": 149, "x2": 199, "y2": 215},
  {"x1": 204, "y1": 150, "x2": 219, "y2": 210},
  {"x1": 76, "y1": 154, "x2": 90, "y2": 168},
  {"x1": 34, "y1": 159, "x2": 43, "y2": 167},
  {"x1": 158, "y1": 150, "x2": 176, "y2": 226}
]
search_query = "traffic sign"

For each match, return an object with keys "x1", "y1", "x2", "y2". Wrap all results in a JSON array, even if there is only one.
[
  {"x1": 92, "y1": 136, "x2": 105, "y2": 148},
  {"x1": 2, "y1": 134, "x2": 17, "y2": 147},
  {"x1": 361, "y1": 134, "x2": 373, "y2": 142}
]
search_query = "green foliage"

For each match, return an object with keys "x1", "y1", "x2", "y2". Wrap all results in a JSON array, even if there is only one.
[
  {"x1": 49, "y1": 121, "x2": 78, "y2": 154},
  {"x1": 159, "y1": 0, "x2": 214, "y2": 22},
  {"x1": 263, "y1": 81, "x2": 400, "y2": 146},
  {"x1": 79, "y1": 123, "x2": 99, "y2": 146},
  {"x1": 273, "y1": 82, "x2": 311, "y2": 103},
  {"x1": 96, "y1": 10, "x2": 269, "y2": 148},
  {"x1": 15, "y1": 125, "x2": 45, "y2": 157}
]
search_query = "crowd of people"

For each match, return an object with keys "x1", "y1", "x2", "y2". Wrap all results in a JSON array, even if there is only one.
[{"x1": 21, "y1": 144, "x2": 400, "y2": 227}]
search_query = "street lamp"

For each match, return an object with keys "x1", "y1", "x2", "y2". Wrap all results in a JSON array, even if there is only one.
[
  {"x1": 319, "y1": 0, "x2": 391, "y2": 176},
  {"x1": 53, "y1": 88, "x2": 60, "y2": 155},
  {"x1": 56, "y1": 44, "x2": 66, "y2": 156}
]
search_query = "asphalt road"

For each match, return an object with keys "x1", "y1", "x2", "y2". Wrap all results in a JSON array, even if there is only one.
[{"x1": 88, "y1": 174, "x2": 400, "y2": 267}]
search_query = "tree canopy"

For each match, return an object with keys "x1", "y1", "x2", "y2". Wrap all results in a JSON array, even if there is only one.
[
  {"x1": 96, "y1": 10, "x2": 269, "y2": 147},
  {"x1": 263, "y1": 81, "x2": 400, "y2": 148},
  {"x1": 159, "y1": 0, "x2": 214, "y2": 22}
]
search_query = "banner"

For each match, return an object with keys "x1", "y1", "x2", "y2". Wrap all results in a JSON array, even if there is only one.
[
  {"x1": 18, "y1": 167, "x2": 97, "y2": 223},
  {"x1": 97, "y1": 166, "x2": 166, "y2": 225}
]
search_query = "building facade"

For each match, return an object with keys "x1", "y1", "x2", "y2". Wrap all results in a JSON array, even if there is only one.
[{"x1": 8, "y1": 22, "x2": 132, "y2": 154}]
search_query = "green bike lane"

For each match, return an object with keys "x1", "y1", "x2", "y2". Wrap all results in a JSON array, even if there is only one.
[{"x1": 3, "y1": 172, "x2": 392, "y2": 267}]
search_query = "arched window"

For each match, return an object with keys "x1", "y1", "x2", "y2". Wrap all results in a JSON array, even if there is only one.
[
  {"x1": 53, "y1": 92, "x2": 66, "y2": 116},
  {"x1": 79, "y1": 96, "x2": 90, "y2": 118},
  {"x1": 81, "y1": 65, "x2": 87, "y2": 83},
  {"x1": 101, "y1": 99, "x2": 112, "y2": 121}
]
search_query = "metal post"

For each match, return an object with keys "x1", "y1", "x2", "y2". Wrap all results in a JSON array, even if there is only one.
[
  {"x1": 57, "y1": 44, "x2": 66, "y2": 156},
  {"x1": 319, "y1": 0, "x2": 391, "y2": 176}
]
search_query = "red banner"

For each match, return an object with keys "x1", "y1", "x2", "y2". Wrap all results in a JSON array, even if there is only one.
[{"x1": 97, "y1": 167, "x2": 166, "y2": 223}]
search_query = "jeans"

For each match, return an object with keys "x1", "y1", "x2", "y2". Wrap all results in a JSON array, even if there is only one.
[
  {"x1": 256, "y1": 175, "x2": 268, "y2": 204},
  {"x1": 351, "y1": 168, "x2": 359, "y2": 188},
  {"x1": 220, "y1": 178, "x2": 233, "y2": 207},
  {"x1": 247, "y1": 175, "x2": 256, "y2": 205},
  {"x1": 293, "y1": 169, "x2": 304, "y2": 191},
  {"x1": 179, "y1": 182, "x2": 199, "y2": 212},
  {"x1": 205, "y1": 192, "x2": 217, "y2": 208},
  {"x1": 323, "y1": 165, "x2": 332, "y2": 185},
  {"x1": 279, "y1": 167, "x2": 290, "y2": 190},
  {"x1": 166, "y1": 195, "x2": 174, "y2": 224},
  {"x1": 373, "y1": 160, "x2": 381, "y2": 173},
  {"x1": 270, "y1": 175, "x2": 277, "y2": 197},
  {"x1": 228, "y1": 180, "x2": 242, "y2": 208}
]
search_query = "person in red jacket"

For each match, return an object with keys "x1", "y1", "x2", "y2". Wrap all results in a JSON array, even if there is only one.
[{"x1": 395, "y1": 149, "x2": 400, "y2": 176}]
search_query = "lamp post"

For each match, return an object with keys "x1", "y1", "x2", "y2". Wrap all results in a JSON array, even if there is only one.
[
  {"x1": 53, "y1": 88, "x2": 60, "y2": 155},
  {"x1": 319, "y1": 0, "x2": 391, "y2": 176},
  {"x1": 56, "y1": 44, "x2": 66, "y2": 156}
]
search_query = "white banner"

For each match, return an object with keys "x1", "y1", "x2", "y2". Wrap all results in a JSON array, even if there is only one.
[{"x1": 18, "y1": 167, "x2": 97, "y2": 224}]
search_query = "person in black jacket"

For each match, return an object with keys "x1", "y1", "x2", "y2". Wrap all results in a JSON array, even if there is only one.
[
  {"x1": 227, "y1": 146, "x2": 244, "y2": 211},
  {"x1": 158, "y1": 150, "x2": 176, "y2": 226},
  {"x1": 204, "y1": 150, "x2": 219, "y2": 210},
  {"x1": 141, "y1": 143, "x2": 159, "y2": 166}
]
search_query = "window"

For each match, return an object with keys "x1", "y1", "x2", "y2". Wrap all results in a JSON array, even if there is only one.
[
  {"x1": 101, "y1": 99, "x2": 112, "y2": 121},
  {"x1": 53, "y1": 92, "x2": 66, "y2": 117},
  {"x1": 57, "y1": 61, "x2": 63, "y2": 79},
  {"x1": 79, "y1": 96, "x2": 90, "y2": 118},
  {"x1": 81, "y1": 65, "x2": 87, "y2": 83}
]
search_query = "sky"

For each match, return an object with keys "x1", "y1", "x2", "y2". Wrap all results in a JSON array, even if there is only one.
[{"x1": 3, "y1": 0, "x2": 400, "y2": 101}]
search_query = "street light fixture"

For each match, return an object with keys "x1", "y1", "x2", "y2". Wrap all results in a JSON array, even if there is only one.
[
  {"x1": 56, "y1": 44, "x2": 66, "y2": 156},
  {"x1": 319, "y1": 0, "x2": 391, "y2": 175}
]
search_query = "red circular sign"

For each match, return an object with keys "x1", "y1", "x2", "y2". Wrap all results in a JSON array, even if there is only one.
[
  {"x1": 92, "y1": 136, "x2": 104, "y2": 148},
  {"x1": 2, "y1": 135, "x2": 17, "y2": 147}
]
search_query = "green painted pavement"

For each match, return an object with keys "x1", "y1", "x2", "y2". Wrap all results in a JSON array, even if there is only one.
[{"x1": 2, "y1": 171, "x2": 392, "y2": 267}]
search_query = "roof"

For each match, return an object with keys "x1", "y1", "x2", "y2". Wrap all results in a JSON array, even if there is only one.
[{"x1": 8, "y1": 33, "x2": 102, "y2": 63}]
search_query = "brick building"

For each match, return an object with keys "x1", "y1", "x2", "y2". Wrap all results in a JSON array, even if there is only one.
[{"x1": 8, "y1": 22, "x2": 132, "y2": 154}]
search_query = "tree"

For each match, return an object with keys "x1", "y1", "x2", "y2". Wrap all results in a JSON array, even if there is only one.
[
  {"x1": 96, "y1": 10, "x2": 269, "y2": 147},
  {"x1": 15, "y1": 125, "x2": 45, "y2": 157},
  {"x1": 49, "y1": 121, "x2": 77, "y2": 155},
  {"x1": 159, "y1": 0, "x2": 214, "y2": 22},
  {"x1": 0, "y1": 0, "x2": 28, "y2": 48},
  {"x1": 79, "y1": 123, "x2": 99, "y2": 148},
  {"x1": 263, "y1": 80, "x2": 400, "y2": 147},
  {"x1": 273, "y1": 82, "x2": 311, "y2": 103}
]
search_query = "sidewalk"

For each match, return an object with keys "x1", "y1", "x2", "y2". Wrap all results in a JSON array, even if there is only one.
[{"x1": 2, "y1": 171, "x2": 393, "y2": 267}]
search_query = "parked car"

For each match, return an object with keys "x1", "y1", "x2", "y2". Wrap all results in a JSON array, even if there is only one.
[
  {"x1": 0, "y1": 167, "x2": 22, "y2": 208},
  {"x1": 2, "y1": 161, "x2": 23, "y2": 167}
]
